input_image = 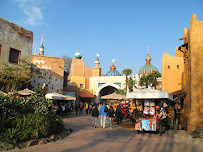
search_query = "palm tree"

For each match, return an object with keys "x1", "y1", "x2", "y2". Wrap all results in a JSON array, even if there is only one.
[
  {"x1": 127, "y1": 77, "x2": 137, "y2": 92},
  {"x1": 122, "y1": 68, "x2": 132, "y2": 95},
  {"x1": 149, "y1": 71, "x2": 162, "y2": 89},
  {"x1": 139, "y1": 74, "x2": 153, "y2": 88}
]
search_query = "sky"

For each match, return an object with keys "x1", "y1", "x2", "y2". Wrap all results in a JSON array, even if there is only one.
[{"x1": 1, "y1": 0, "x2": 203, "y2": 75}]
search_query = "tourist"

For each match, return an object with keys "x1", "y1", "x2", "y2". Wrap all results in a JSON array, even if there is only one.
[
  {"x1": 116, "y1": 103, "x2": 122, "y2": 125},
  {"x1": 75, "y1": 104, "x2": 79, "y2": 115},
  {"x1": 92, "y1": 105, "x2": 99, "y2": 128},
  {"x1": 89, "y1": 103, "x2": 92, "y2": 114},
  {"x1": 99, "y1": 102, "x2": 108, "y2": 128},
  {"x1": 79, "y1": 102, "x2": 83, "y2": 114},
  {"x1": 85, "y1": 103, "x2": 89, "y2": 115},
  {"x1": 108, "y1": 106, "x2": 115, "y2": 129}
]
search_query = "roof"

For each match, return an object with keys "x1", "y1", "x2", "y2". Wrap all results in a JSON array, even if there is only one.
[
  {"x1": 18, "y1": 88, "x2": 36, "y2": 96},
  {"x1": 101, "y1": 92, "x2": 126, "y2": 100},
  {"x1": 171, "y1": 89, "x2": 186, "y2": 95},
  {"x1": 105, "y1": 70, "x2": 121, "y2": 76},
  {"x1": 138, "y1": 64, "x2": 158, "y2": 75},
  {"x1": 45, "y1": 92, "x2": 76, "y2": 100},
  {"x1": 80, "y1": 91, "x2": 94, "y2": 98},
  {"x1": 126, "y1": 88, "x2": 173, "y2": 100}
]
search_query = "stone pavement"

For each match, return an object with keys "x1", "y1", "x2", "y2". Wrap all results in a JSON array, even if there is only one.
[{"x1": 10, "y1": 112, "x2": 203, "y2": 152}]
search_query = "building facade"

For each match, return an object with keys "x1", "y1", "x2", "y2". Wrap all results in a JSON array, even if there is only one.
[
  {"x1": 0, "y1": 17, "x2": 33, "y2": 78},
  {"x1": 162, "y1": 13, "x2": 203, "y2": 133}
]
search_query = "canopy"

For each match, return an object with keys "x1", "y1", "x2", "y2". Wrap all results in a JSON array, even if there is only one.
[
  {"x1": 126, "y1": 88, "x2": 173, "y2": 100},
  {"x1": 18, "y1": 88, "x2": 36, "y2": 96},
  {"x1": 45, "y1": 92, "x2": 76, "y2": 100},
  {"x1": 80, "y1": 91, "x2": 94, "y2": 98},
  {"x1": 101, "y1": 92, "x2": 126, "y2": 100}
]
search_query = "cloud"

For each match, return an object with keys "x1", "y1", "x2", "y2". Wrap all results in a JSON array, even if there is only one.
[{"x1": 15, "y1": 0, "x2": 45, "y2": 25}]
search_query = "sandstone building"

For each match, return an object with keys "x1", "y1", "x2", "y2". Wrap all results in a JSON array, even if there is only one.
[{"x1": 162, "y1": 13, "x2": 203, "y2": 133}]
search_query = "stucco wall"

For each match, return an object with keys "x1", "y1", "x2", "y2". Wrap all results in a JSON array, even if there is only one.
[
  {"x1": 85, "y1": 65, "x2": 92, "y2": 89},
  {"x1": 0, "y1": 17, "x2": 33, "y2": 77},
  {"x1": 69, "y1": 76, "x2": 86, "y2": 89},
  {"x1": 89, "y1": 76, "x2": 126, "y2": 95},
  {"x1": 31, "y1": 55, "x2": 65, "y2": 93},
  {"x1": 70, "y1": 58, "x2": 85, "y2": 77},
  {"x1": 187, "y1": 14, "x2": 203, "y2": 131},
  {"x1": 162, "y1": 52, "x2": 184, "y2": 93}
]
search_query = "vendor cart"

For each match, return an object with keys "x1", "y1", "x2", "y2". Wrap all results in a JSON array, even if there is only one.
[{"x1": 126, "y1": 88, "x2": 173, "y2": 136}]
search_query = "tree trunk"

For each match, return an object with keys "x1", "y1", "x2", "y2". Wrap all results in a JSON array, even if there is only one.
[
  {"x1": 146, "y1": 82, "x2": 148, "y2": 88},
  {"x1": 154, "y1": 78, "x2": 157, "y2": 89},
  {"x1": 125, "y1": 75, "x2": 128, "y2": 95}
]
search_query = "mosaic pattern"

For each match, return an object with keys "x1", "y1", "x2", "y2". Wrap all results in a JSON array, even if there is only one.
[{"x1": 105, "y1": 70, "x2": 121, "y2": 76}]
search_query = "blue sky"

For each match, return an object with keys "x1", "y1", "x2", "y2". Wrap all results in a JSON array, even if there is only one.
[{"x1": 1, "y1": 0, "x2": 203, "y2": 75}]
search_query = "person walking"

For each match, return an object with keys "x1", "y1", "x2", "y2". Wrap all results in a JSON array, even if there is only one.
[
  {"x1": 75, "y1": 104, "x2": 79, "y2": 115},
  {"x1": 92, "y1": 105, "x2": 99, "y2": 128},
  {"x1": 79, "y1": 102, "x2": 83, "y2": 114},
  {"x1": 89, "y1": 104, "x2": 92, "y2": 114},
  {"x1": 99, "y1": 102, "x2": 108, "y2": 128},
  {"x1": 85, "y1": 103, "x2": 89, "y2": 115},
  {"x1": 116, "y1": 103, "x2": 122, "y2": 125},
  {"x1": 108, "y1": 106, "x2": 115, "y2": 129}
]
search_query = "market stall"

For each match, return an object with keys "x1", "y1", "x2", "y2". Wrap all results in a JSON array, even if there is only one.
[
  {"x1": 45, "y1": 92, "x2": 76, "y2": 115},
  {"x1": 126, "y1": 88, "x2": 173, "y2": 135}
]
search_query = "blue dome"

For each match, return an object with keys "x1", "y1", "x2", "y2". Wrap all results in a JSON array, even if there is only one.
[
  {"x1": 74, "y1": 51, "x2": 82, "y2": 59},
  {"x1": 105, "y1": 64, "x2": 121, "y2": 76},
  {"x1": 105, "y1": 70, "x2": 122, "y2": 76}
]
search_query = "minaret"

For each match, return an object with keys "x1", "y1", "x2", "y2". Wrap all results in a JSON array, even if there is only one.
[
  {"x1": 92, "y1": 53, "x2": 101, "y2": 77},
  {"x1": 39, "y1": 35, "x2": 44, "y2": 56},
  {"x1": 145, "y1": 47, "x2": 151, "y2": 65}
]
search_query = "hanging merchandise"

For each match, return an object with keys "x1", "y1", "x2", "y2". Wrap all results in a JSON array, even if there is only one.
[
  {"x1": 135, "y1": 121, "x2": 142, "y2": 131},
  {"x1": 143, "y1": 106, "x2": 150, "y2": 115},
  {"x1": 144, "y1": 100, "x2": 150, "y2": 106},
  {"x1": 149, "y1": 106, "x2": 155, "y2": 115},
  {"x1": 142, "y1": 120, "x2": 150, "y2": 131},
  {"x1": 150, "y1": 100, "x2": 155, "y2": 106}
]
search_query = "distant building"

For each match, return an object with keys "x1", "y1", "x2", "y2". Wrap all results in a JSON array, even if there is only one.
[
  {"x1": 133, "y1": 52, "x2": 161, "y2": 89},
  {"x1": 0, "y1": 17, "x2": 33, "y2": 78},
  {"x1": 69, "y1": 50, "x2": 125, "y2": 104}
]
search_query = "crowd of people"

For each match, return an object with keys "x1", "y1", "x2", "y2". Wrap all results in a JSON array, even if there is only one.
[{"x1": 74, "y1": 101, "x2": 128, "y2": 129}]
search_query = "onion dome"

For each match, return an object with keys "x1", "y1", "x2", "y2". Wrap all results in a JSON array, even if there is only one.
[
  {"x1": 138, "y1": 53, "x2": 158, "y2": 76},
  {"x1": 74, "y1": 50, "x2": 82, "y2": 59},
  {"x1": 105, "y1": 64, "x2": 121, "y2": 76}
]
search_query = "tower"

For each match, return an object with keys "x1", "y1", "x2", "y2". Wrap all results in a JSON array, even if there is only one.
[
  {"x1": 92, "y1": 53, "x2": 101, "y2": 77},
  {"x1": 39, "y1": 35, "x2": 44, "y2": 56}
]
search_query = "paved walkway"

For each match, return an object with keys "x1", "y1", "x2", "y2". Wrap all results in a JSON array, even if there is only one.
[{"x1": 11, "y1": 113, "x2": 203, "y2": 152}]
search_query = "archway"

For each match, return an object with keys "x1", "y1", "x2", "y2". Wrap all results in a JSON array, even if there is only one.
[{"x1": 98, "y1": 86, "x2": 117, "y2": 104}]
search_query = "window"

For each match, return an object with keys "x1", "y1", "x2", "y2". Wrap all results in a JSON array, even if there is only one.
[
  {"x1": 168, "y1": 65, "x2": 170, "y2": 69},
  {"x1": 0, "y1": 44, "x2": 2, "y2": 58},
  {"x1": 9, "y1": 48, "x2": 21, "y2": 64},
  {"x1": 177, "y1": 65, "x2": 179, "y2": 69},
  {"x1": 80, "y1": 84, "x2": 83, "y2": 89}
]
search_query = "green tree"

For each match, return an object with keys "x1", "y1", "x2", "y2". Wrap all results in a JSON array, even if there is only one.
[
  {"x1": 139, "y1": 74, "x2": 153, "y2": 88},
  {"x1": 122, "y1": 68, "x2": 132, "y2": 95},
  {"x1": 115, "y1": 88, "x2": 125, "y2": 95},
  {"x1": 127, "y1": 77, "x2": 137, "y2": 92},
  {"x1": 0, "y1": 59, "x2": 42, "y2": 93},
  {"x1": 149, "y1": 71, "x2": 162, "y2": 89}
]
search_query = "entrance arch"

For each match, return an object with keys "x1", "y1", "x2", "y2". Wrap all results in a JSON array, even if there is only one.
[{"x1": 97, "y1": 83, "x2": 121, "y2": 103}]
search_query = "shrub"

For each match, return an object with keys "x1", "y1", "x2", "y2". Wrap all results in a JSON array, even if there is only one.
[{"x1": 0, "y1": 94, "x2": 64, "y2": 144}]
